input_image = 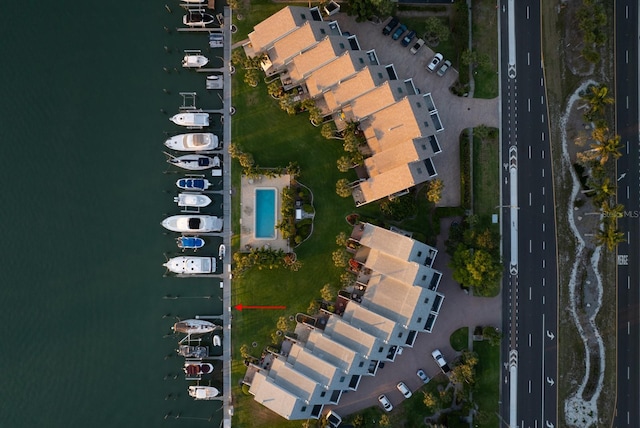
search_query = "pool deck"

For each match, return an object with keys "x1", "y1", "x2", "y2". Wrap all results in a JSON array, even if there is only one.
[{"x1": 240, "y1": 174, "x2": 291, "y2": 253}]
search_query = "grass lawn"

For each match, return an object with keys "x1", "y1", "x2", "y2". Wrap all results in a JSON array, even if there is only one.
[
  {"x1": 450, "y1": 327, "x2": 468, "y2": 351},
  {"x1": 473, "y1": 340, "x2": 500, "y2": 427},
  {"x1": 472, "y1": 133, "x2": 499, "y2": 219},
  {"x1": 471, "y1": 0, "x2": 498, "y2": 98}
]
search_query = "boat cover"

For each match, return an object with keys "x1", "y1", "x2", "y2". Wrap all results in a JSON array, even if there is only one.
[
  {"x1": 178, "y1": 237, "x2": 204, "y2": 248},
  {"x1": 188, "y1": 218, "x2": 201, "y2": 229}
]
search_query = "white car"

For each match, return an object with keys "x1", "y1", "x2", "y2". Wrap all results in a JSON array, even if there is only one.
[
  {"x1": 416, "y1": 369, "x2": 430, "y2": 384},
  {"x1": 431, "y1": 349, "x2": 451, "y2": 373},
  {"x1": 410, "y1": 38, "x2": 425, "y2": 54},
  {"x1": 427, "y1": 53, "x2": 443, "y2": 72},
  {"x1": 437, "y1": 59, "x2": 452, "y2": 77},
  {"x1": 396, "y1": 382, "x2": 412, "y2": 398},
  {"x1": 378, "y1": 394, "x2": 393, "y2": 412}
]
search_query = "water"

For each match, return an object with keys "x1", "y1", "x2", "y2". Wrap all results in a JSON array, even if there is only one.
[
  {"x1": 0, "y1": 3, "x2": 224, "y2": 427},
  {"x1": 254, "y1": 188, "x2": 277, "y2": 239}
]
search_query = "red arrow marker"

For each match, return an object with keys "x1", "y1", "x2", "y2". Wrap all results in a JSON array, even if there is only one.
[{"x1": 234, "y1": 304, "x2": 286, "y2": 311}]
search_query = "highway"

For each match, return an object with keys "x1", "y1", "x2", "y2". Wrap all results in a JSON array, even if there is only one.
[
  {"x1": 613, "y1": 0, "x2": 640, "y2": 426},
  {"x1": 499, "y1": 1, "x2": 559, "y2": 427}
]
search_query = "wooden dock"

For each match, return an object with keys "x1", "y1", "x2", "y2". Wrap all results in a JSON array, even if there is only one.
[{"x1": 177, "y1": 27, "x2": 223, "y2": 33}]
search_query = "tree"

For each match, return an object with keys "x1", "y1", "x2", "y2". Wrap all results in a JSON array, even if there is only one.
[
  {"x1": 461, "y1": 49, "x2": 490, "y2": 70},
  {"x1": 343, "y1": 132, "x2": 359, "y2": 152},
  {"x1": 267, "y1": 81, "x2": 284, "y2": 98},
  {"x1": 423, "y1": 391, "x2": 438, "y2": 410},
  {"x1": 600, "y1": 200, "x2": 624, "y2": 219},
  {"x1": 379, "y1": 414, "x2": 391, "y2": 427},
  {"x1": 340, "y1": 271, "x2": 356, "y2": 288},
  {"x1": 286, "y1": 161, "x2": 300, "y2": 178},
  {"x1": 347, "y1": 0, "x2": 393, "y2": 22},
  {"x1": 450, "y1": 350, "x2": 478, "y2": 386},
  {"x1": 336, "y1": 178, "x2": 353, "y2": 198},
  {"x1": 335, "y1": 232, "x2": 349, "y2": 247},
  {"x1": 482, "y1": 326, "x2": 502, "y2": 346},
  {"x1": 321, "y1": 123, "x2": 341, "y2": 140},
  {"x1": 243, "y1": 69, "x2": 260, "y2": 87},
  {"x1": 424, "y1": 16, "x2": 450, "y2": 45},
  {"x1": 277, "y1": 316, "x2": 290, "y2": 332},
  {"x1": 238, "y1": 152, "x2": 254, "y2": 169},
  {"x1": 278, "y1": 93, "x2": 298, "y2": 115},
  {"x1": 450, "y1": 245, "x2": 502, "y2": 292},
  {"x1": 239, "y1": 344, "x2": 251, "y2": 359},
  {"x1": 587, "y1": 176, "x2": 615, "y2": 205},
  {"x1": 337, "y1": 155, "x2": 352, "y2": 172},
  {"x1": 307, "y1": 299, "x2": 320, "y2": 314},
  {"x1": 332, "y1": 249, "x2": 350, "y2": 267},
  {"x1": 350, "y1": 151, "x2": 364, "y2": 166},
  {"x1": 594, "y1": 223, "x2": 625, "y2": 251},
  {"x1": 581, "y1": 84, "x2": 614, "y2": 120},
  {"x1": 426, "y1": 179, "x2": 444, "y2": 204},
  {"x1": 320, "y1": 283, "x2": 337, "y2": 302}
]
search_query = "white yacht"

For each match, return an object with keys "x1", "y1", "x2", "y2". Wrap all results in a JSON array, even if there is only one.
[
  {"x1": 188, "y1": 385, "x2": 220, "y2": 400},
  {"x1": 175, "y1": 193, "x2": 212, "y2": 208},
  {"x1": 161, "y1": 215, "x2": 223, "y2": 233},
  {"x1": 163, "y1": 256, "x2": 215, "y2": 274},
  {"x1": 182, "y1": 54, "x2": 209, "y2": 68},
  {"x1": 170, "y1": 112, "x2": 209, "y2": 128},
  {"x1": 173, "y1": 319, "x2": 216, "y2": 335},
  {"x1": 164, "y1": 133, "x2": 219, "y2": 152},
  {"x1": 167, "y1": 154, "x2": 218, "y2": 171}
]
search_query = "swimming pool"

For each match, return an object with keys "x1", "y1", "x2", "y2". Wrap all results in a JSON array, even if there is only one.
[{"x1": 254, "y1": 188, "x2": 277, "y2": 239}]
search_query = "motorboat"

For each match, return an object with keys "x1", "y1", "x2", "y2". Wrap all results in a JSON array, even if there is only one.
[
  {"x1": 176, "y1": 177, "x2": 211, "y2": 191},
  {"x1": 164, "y1": 133, "x2": 220, "y2": 152},
  {"x1": 184, "y1": 362, "x2": 214, "y2": 376},
  {"x1": 189, "y1": 385, "x2": 220, "y2": 400},
  {"x1": 163, "y1": 256, "x2": 215, "y2": 274},
  {"x1": 175, "y1": 193, "x2": 212, "y2": 208},
  {"x1": 218, "y1": 244, "x2": 225, "y2": 259},
  {"x1": 212, "y1": 335, "x2": 221, "y2": 347},
  {"x1": 168, "y1": 154, "x2": 218, "y2": 171},
  {"x1": 170, "y1": 112, "x2": 209, "y2": 128},
  {"x1": 176, "y1": 236, "x2": 205, "y2": 251},
  {"x1": 206, "y1": 75, "x2": 223, "y2": 90},
  {"x1": 183, "y1": 12, "x2": 215, "y2": 27},
  {"x1": 161, "y1": 215, "x2": 223, "y2": 233},
  {"x1": 177, "y1": 344, "x2": 209, "y2": 359},
  {"x1": 173, "y1": 319, "x2": 217, "y2": 335},
  {"x1": 182, "y1": 54, "x2": 209, "y2": 68},
  {"x1": 209, "y1": 33, "x2": 223, "y2": 48}
]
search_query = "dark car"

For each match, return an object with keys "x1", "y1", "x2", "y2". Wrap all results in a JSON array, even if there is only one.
[
  {"x1": 382, "y1": 17, "x2": 399, "y2": 36},
  {"x1": 401, "y1": 30, "x2": 416, "y2": 47},
  {"x1": 392, "y1": 24, "x2": 407, "y2": 41}
]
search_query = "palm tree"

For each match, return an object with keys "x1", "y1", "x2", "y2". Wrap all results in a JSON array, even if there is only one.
[
  {"x1": 600, "y1": 200, "x2": 624, "y2": 220},
  {"x1": 590, "y1": 128, "x2": 622, "y2": 164},
  {"x1": 582, "y1": 84, "x2": 614, "y2": 120},
  {"x1": 594, "y1": 223, "x2": 625, "y2": 250},
  {"x1": 586, "y1": 176, "x2": 615, "y2": 205}
]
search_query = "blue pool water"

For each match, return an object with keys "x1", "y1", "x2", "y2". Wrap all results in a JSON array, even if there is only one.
[{"x1": 255, "y1": 189, "x2": 277, "y2": 239}]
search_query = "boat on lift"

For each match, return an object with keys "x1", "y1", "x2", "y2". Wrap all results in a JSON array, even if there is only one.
[
  {"x1": 161, "y1": 215, "x2": 223, "y2": 233},
  {"x1": 188, "y1": 385, "x2": 220, "y2": 400},
  {"x1": 218, "y1": 244, "x2": 225, "y2": 259},
  {"x1": 184, "y1": 362, "x2": 214, "y2": 376},
  {"x1": 175, "y1": 193, "x2": 212, "y2": 208},
  {"x1": 173, "y1": 319, "x2": 217, "y2": 335},
  {"x1": 164, "y1": 133, "x2": 220, "y2": 152},
  {"x1": 167, "y1": 154, "x2": 219, "y2": 171},
  {"x1": 177, "y1": 344, "x2": 209, "y2": 358},
  {"x1": 163, "y1": 256, "x2": 215, "y2": 274},
  {"x1": 176, "y1": 236, "x2": 205, "y2": 251},
  {"x1": 170, "y1": 112, "x2": 209, "y2": 128},
  {"x1": 182, "y1": 54, "x2": 209, "y2": 68},
  {"x1": 206, "y1": 75, "x2": 223, "y2": 90},
  {"x1": 183, "y1": 11, "x2": 215, "y2": 27},
  {"x1": 176, "y1": 177, "x2": 211, "y2": 191},
  {"x1": 213, "y1": 335, "x2": 221, "y2": 347}
]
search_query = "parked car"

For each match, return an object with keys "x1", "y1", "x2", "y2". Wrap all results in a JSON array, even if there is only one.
[
  {"x1": 327, "y1": 410, "x2": 342, "y2": 427},
  {"x1": 427, "y1": 53, "x2": 444, "y2": 72},
  {"x1": 382, "y1": 17, "x2": 399, "y2": 36},
  {"x1": 437, "y1": 59, "x2": 452, "y2": 77},
  {"x1": 392, "y1": 24, "x2": 407, "y2": 41},
  {"x1": 410, "y1": 38, "x2": 425, "y2": 54},
  {"x1": 378, "y1": 394, "x2": 393, "y2": 412},
  {"x1": 401, "y1": 30, "x2": 416, "y2": 47},
  {"x1": 416, "y1": 369, "x2": 431, "y2": 384},
  {"x1": 431, "y1": 349, "x2": 451, "y2": 373},
  {"x1": 396, "y1": 382, "x2": 412, "y2": 398}
]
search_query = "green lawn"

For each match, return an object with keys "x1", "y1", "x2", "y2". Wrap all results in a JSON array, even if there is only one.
[
  {"x1": 472, "y1": 132, "x2": 499, "y2": 219},
  {"x1": 473, "y1": 341, "x2": 500, "y2": 427},
  {"x1": 471, "y1": 0, "x2": 499, "y2": 98},
  {"x1": 450, "y1": 327, "x2": 469, "y2": 351}
]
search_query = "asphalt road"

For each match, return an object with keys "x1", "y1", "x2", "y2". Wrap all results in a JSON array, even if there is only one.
[
  {"x1": 499, "y1": 1, "x2": 558, "y2": 427},
  {"x1": 613, "y1": 1, "x2": 640, "y2": 426}
]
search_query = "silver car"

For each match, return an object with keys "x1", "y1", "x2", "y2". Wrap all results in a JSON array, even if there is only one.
[
  {"x1": 378, "y1": 394, "x2": 393, "y2": 411},
  {"x1": 427, "y1": 53, "x2": 443, "y2": 72},
  {"x1": 437, "y1": 59, "x2": 452, "y2": 77}
]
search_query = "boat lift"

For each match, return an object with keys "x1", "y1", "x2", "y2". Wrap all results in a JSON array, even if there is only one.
[{"x1": 178, "y1": 90, "x2": 199, "y2": 111}]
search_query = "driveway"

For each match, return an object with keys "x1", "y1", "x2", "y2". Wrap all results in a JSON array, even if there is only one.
[{"x1": 332, "y1": 13, "x2": 499, "y2": 207}]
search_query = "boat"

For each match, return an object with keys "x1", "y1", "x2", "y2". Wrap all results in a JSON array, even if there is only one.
[
  {"x1": 182, "y1": 54, "x2": 209, "y2": 68},
  {"x1": 188, "y1": 385, "x2": 220, "y2": 400},
  {"x1": 161, "y1": 215, "x2": 223, "y2": 233},
  {"x1": 170, "y1": 112, "x2": 209, "y2": 128},
  {"x1": 177, "y1": 344, "x2": 209, "y2": 358},
  {"x1": 163, "y1": 256, "x2": 215, "y2": 274},
  {"x1": 218, "y1": 244, "x2": 225, "y2": 259},
  {"x1": 183, "y1": 12, "x2": 215, "y2": 27},
  {"x1": 184, "y1": 362, "x2": 214, "y2": 376},
  {"x1": 206, "y1": 75, "x2": 223, "y2": 90},
  {"x1": 209, "y1": 33, "x2": 223, "y2": 48},
  {"x1": 168, "y1": 154, "x2": 218, "y2": 170},
  {"x1": 173, "y1": 319, "x2": 217, "y2": 335},
  {"x1": 175, "y1": 193, "x2": 212, "y2": 208},
  {"x1": 164, "y1": 133, "x2": 220, "y2": 152},
  {"x1": 176, "y1": 236, "x2": 205, "y2": 251},
  {"x1": 212, "y1": 335, "x2": 221, "y2": 347},
  {"x1": 176, "y1": 177, "x2": 211, "y2": 191}
]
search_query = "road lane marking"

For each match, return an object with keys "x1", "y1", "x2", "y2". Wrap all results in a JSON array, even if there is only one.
[
  {"x1": 529, "y1": 333, "x2": 532, "y2": 346},
  {"x1": 529, "y1": 193, "x2": 532, "y2": 206},
  {"x1": 529, "y1": 380, "x2": 532, "y2": 393},
  {"x1": 542, "y1": 277, "x2": 545, "y2": 287},
  {"x1": 542, "y1": 241, "x2": 545, "y2": 250},
  {"x1": 627, "y1": 96, "x2": 629, "y2": 109},
  {"x1": 541, "y1": 114, "x2": 545, "y2": 123},
  {"x1": 542, "y1": 205, "x2": 545, "y2": 213},
  {"x1": 542, "y1": 169, "x2": 545, "y2": 178},
  {"x1": 542, "y1": 187, "x2": 545, "y2": 195},
  {"x1": 628, "y1": 322, "x2": 631, "y2": 335},
  {"x1": 528, "y1": 98, "x2": 531, "y2": 111},
  {"x1": 626, "y1": 5, "x2": 629, "y2": 19},
  {"x1": 627, "y1": 186, "x2": 630, "y2": 199},
  {"x1": 627, "y1": 231, "x2": 630, "y2": 243},
  {"x1": 542, "y1": 223, "x2": 545, "y2": 232},
  {"x1": 542, "y1": 295, "x2": 545, "y2": 304},
  {"x1": 541, "y1": 95, "x2": 544, "y2": 104},
  {"x1": 527, "y1": 6, "x2": 530, "y2": 19},
  {"x1": 541, "y1": 150, "x2": 545, "y2": 159},
  {"x1": 527, "y1": 52, "x2": 530, "y2": 66},
  {"x1": 541, "y1": 77, "x2": 544, "y2": 86},
  {"x1": 530, "y1": 240, "x2": 532, "y2": 253},
  {"x1": 628, "y1": 276, "x2": 630, "y2": 289},
  {"x1": 628, "y1": 366, "x2": 630, "y2": 380},
  {"x1": 529, "y1": 145, "x2": 532, "y2": 158},
  {"x1": 542, "y1": 132, "x2": 545, "y2": 141},
  {"x1": 529, "y1": 287, "x2": 532, "y2": 301},
  {"x1": 627, "y1": 140, "x2": 630, "y2": 155},
  {"x1": 542, "y1": 259, "x2": 546, "y2": 268},
  {"x1": 626, "y1": 50, "x2": 629, "y2": 64}
]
